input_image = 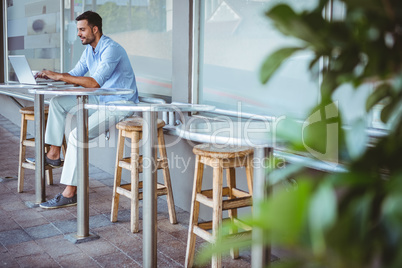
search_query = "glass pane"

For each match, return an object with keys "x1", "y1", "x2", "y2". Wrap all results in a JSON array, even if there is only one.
[
  {"x1": 199, "y1": 0, "x2": 319, "y2": 119},
  {"x1": 7, "y1": 0, "x2": 61, "y2": 82},
  {"x1": 64, "y1": 0, "x2": 172, "y2": 96}
]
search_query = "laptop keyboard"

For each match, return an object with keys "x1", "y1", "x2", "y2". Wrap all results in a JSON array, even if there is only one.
[{"x1": 35, "y1": 78, "x2": 68, "y2": 85}]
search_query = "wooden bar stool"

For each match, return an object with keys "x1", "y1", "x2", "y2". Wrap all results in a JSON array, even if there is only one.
[
  {"x1": 18, "y1": 106, "x2": 66, "y2": 193},
  {"x1": 185, "y1": 144, "x2": 254, "y2": 268},
  {"x1": 111, "y1": 117, "x2": 177, "y2": 233}
]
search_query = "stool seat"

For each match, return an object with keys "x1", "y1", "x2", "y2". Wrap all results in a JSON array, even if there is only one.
[
  {"x1": 116, "y1": 117, "x2": 165, "y2": 131},
  {"x1": 193, "y1": 144, "x2": 254, "y2": 159},
  {"x1": 111, "y1": 117, "x2": 177, "y2": 233},
  {"x1": 185, "y1": 143, "x2": 254, "y2": 268}
]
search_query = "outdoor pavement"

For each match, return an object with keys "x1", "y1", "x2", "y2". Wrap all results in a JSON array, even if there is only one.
[{"x1": 0, "y1": 113, "x2": 265, "y2": 267}]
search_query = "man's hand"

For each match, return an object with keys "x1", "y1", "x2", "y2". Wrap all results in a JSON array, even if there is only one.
[
  {"x1": 35, "y1": 70, "x2": 100, "y2": 88},
  {"x1": 35, "y1": 70, "x2": 62, "y2": 81}
]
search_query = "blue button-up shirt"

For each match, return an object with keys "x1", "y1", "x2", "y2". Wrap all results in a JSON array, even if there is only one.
[{"x1": 69, "y1": 35, "x2": 138, "y2": 103}]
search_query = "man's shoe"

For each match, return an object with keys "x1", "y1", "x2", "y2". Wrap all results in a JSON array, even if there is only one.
[
  {"x1": 39, "y1": 193, "x2": 77, "y2": 209},
  {"x1": 26, "y1": 155, "x2": 62, "y2": 168}
]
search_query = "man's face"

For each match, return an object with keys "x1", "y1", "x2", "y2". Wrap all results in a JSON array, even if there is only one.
[{"x1": 77, "y1": 20, "x2": 96, "y2": 45}]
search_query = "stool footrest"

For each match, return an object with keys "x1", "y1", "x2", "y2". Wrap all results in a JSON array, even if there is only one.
[
  {"x1": 193, "y1": 225, "x2": 214, "y2": 243},
  {"x1": 116, "y1": 183, "x2": 168, "y2": 199},
  {"x1": 232, "y1": 218, "x2": 253, "y2": 232},
  {"x1": 196, "y1": 189, "x2": 253, "y2": 209},
  {"x1": 22, "y1": 139, "x2": 35, "y2": 147},
  {"x1": 231, "y1": 188, "x2": 251, "y2": 198},
  {"x1": 21, "y1": 162, "x2": 56, "y2": 170},
  {"x1": 194, "y1": 219, "x2": 252, "y2": 243},
  {"x1": 119, "y1": 156, "x2": 165, "y2": 171},
  {"x1": 199, "y1": 187, "x2": 230, "y2": 198},
  {"x1": 222, "y1": 230, "x2": 252, "y2": 243},
  {"x1": 200, "y1": 187, "x2": 251, "y2": 199},
  {"x1": 223, "y1": 196, "x2": 253, "y2": 210}
]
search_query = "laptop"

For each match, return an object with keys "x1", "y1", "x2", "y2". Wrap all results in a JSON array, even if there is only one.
[{"x1": 9, "y1": 55, "x2": 68, "y2": 86}]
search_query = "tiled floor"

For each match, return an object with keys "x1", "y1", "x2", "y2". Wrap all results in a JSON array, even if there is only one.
[{"x1": 0, "y1": 113, "x2": 281, "y2": 267}]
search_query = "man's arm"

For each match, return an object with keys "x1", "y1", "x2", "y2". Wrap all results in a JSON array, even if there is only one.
[{"x1": 37, "y1": 70, "x2": 100, "y2": 88}]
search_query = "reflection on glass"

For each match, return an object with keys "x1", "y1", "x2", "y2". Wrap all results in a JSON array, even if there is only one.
[
  {"x1": 7, "y1": 0, "x2": 61, "y2": 82},
  {"x1": 199, "y1": 0, "x2": 319, "y2": 119}
]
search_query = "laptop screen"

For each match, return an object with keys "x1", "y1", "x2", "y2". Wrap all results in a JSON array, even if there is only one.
[
  {"x1": 8, "y1": 55, "x2": 68, "y2": 86},
  {"x1": 8, "y1": 55, "x2": 37, "y2": 84}
]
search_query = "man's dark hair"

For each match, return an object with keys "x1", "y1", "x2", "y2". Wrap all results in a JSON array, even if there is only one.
[{"x1": 76, "y1": 11, "x2": 102, "y2": 34}]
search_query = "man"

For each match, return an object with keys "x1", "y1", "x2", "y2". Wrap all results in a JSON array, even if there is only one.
[{"x1": 33, "y1": 11, "x2": 138, "y2": 209}]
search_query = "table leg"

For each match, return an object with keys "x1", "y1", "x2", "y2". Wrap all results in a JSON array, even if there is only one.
[
  {"x1": 66, "y1": 95, "x2": 99, "y2": 243},
  {"x1": 142, "y1": 110, "x2": 158, "y2": 267},
  {"x1": 251, "y1": 147, "x2": 272, "y2": 268},
  {"x1": 76, "y1": 95, "x2": 89, "y2": 237},
  {"x1": 34, "y1": 93, "x2": 46, "y2": 204}
]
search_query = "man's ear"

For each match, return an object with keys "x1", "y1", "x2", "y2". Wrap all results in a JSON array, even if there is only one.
[{"x1": 92, "y1": 25, "x2": 99, "y2": 34}]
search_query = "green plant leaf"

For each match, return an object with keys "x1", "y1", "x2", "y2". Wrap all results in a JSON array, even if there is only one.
[
  {"x1": 309, "y1": 182, "x2": 337, "y2": 255},
  {"x1": 302, "y1": 101, "x2": 343, "y2": 164},
  {"x1": 366, "y1": 83, "x2": 392, "y2": 112},
  {"x1": 274, "y1": 117, "x2": 305, "y2": 151},
  {"x1": 253, "y1": 0, "x2": 402, "y2": 265},
  {"x1": 260, "y1": 47, "x2": 303, "y2": 84},
  {"x1": 265, "y1": 4, "x2": 298, "y2": 36},
  {"x1": 266, "y1": 4, "x2": 330, "y2": 52},
  {"x1": 266, "y1": 179, "x2": 313, "y2": 245},
  {"x1": 381, "y1": 98, "x2": 399, "y2": 123},
  {"x1": 268, "y1": 163, "x2": 305, "y2": 186},
  {"x1": 344, "y1": 118, "x2": 369, "y2": 160}
]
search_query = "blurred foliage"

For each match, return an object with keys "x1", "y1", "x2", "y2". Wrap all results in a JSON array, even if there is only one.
[{"x1": 198, "y1": 0, "x2": 402, "y2": 267}]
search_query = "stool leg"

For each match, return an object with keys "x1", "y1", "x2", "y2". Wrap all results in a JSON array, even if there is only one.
[
  {"x1": 185, "y1": 155, "x2": 204, "y2": 268},
  {"x1": 212, "y1": 160, "x2": 223, "y2": 268},
  {"x1": 43, "y1": 173, "x2": 58, "y2": 187},
  {"x1": 245, "y1": 155, "x2": 254, "y2": 195},
  {"x1": 45, "y1": 170, "x2": 53, "y2": 185},
  {"x1": 226, "y1": 167, "x2": 239, "y2": 259},
  {"x1": 111, "y1": 129, "x2": 125, "y2": 223},
  {"x1": 18, "y1": 114, "x2": 27, "y2": 193},
  {"x1": 61, "y1": 136, "x2": 68, "y2": 158},
  {"x1": 157, "y1": 128, "x2": 177, "y2": 224},
  {"x1": 130, "y1": 131, "x2": 140, "y2": 233},
  {"x1": 43, "y1": 116, "x2": 53, "y2": 186},
  {"x1": 44, "y1": 144, "x2": 53, "y2": 185}
]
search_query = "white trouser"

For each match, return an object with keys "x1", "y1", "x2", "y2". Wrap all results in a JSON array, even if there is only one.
[{"x1": 45, "y1": 95, "x2": 134, "y2": 186}]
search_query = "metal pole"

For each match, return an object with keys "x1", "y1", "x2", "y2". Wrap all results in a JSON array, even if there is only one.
[
  {"x1": 76, "y1": 95, "x2": 89, "y2": 237},
  {"x1": 251, "y1": 147, "x2": 272, "y2": 268},
  {"x1": 3, "y1": 0, "x2": 8, "y2": 83},
  {"x1": 34, "y1": 93, "x2": 46, "y2": 203},
  {"x1": 60, "y1": 0, "x2": 65, "y2": 73},
  {"x1": 142, "y1": 109, "x2": 157, "y2": 267}
]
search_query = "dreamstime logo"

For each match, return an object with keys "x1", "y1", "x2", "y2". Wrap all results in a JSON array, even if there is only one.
[{"x1": 302, "y1": 101, "x2": 339, "y2": 167}]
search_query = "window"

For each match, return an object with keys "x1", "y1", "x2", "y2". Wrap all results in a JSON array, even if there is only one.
[
  {"x1": 196, "y1": 0, "x2": 320, "y2": 119},
  {"x1": 6, "y1": 0, "x2": 62, "y2": 82},
  {"x1": 195, "y1": 0, "x2": 374, "y2": 127},
  {"x1": 64, "y1": 0, "x2": 172, "y2": 97}
]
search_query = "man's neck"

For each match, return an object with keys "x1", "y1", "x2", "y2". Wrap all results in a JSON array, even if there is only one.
[{"x1": 90, "y1": 34, "x2": 103, "y2": 50}]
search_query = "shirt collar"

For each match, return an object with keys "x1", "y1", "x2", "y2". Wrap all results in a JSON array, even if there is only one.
[{"x1": 93, "y1": 35, "x2": 105, "y2": 54}]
